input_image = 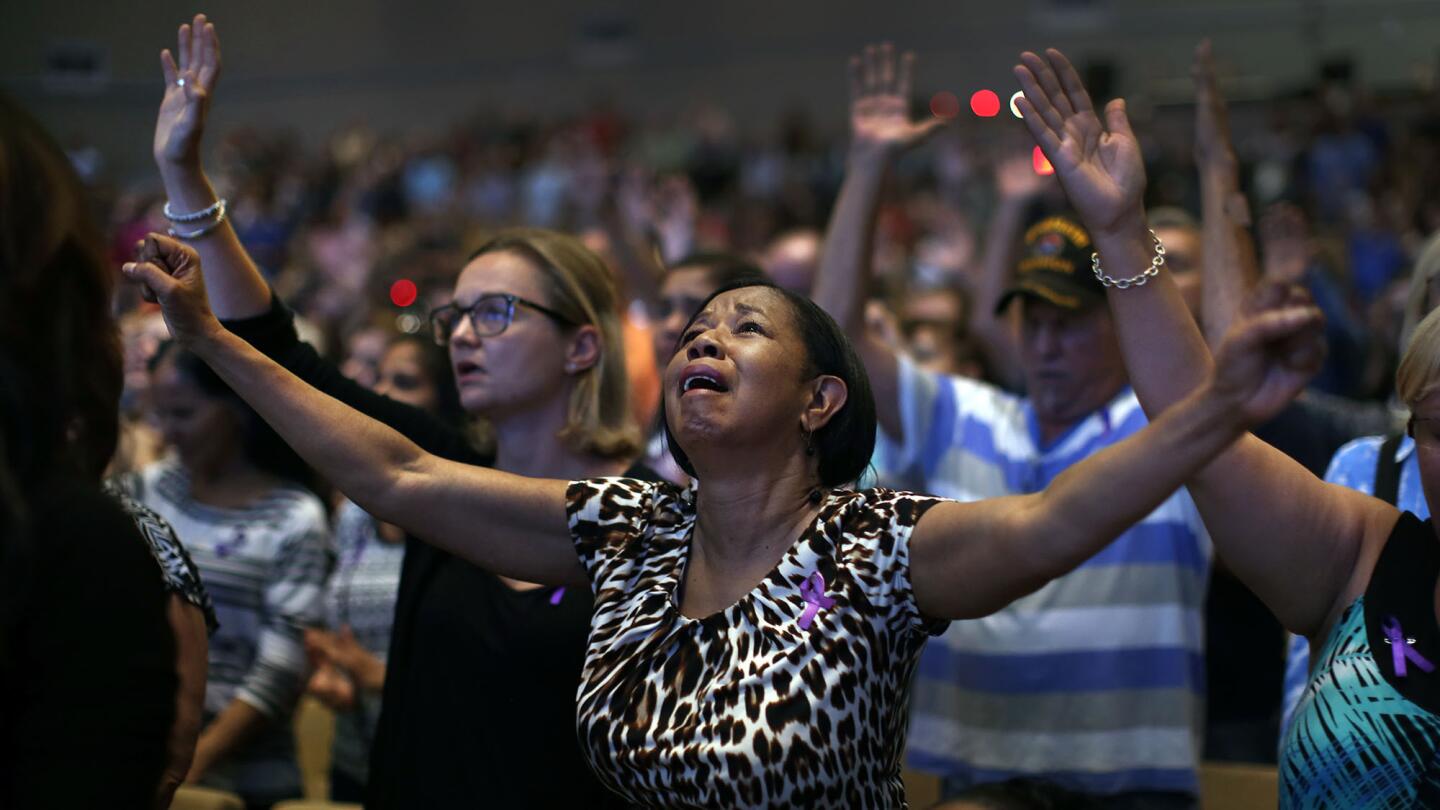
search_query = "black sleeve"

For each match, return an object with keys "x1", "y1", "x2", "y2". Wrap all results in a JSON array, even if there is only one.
[
  {"x1": 0, "y1": 481, "x2": 176, "y2": 808},
  {"x1": 222, "y1": 292, "x2": 488, "y2": 465}
]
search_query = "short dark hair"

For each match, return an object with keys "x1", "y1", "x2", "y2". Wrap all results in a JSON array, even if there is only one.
[
  {"x1": 386, "y1": 333, "x2": 468, "y2": 430},
  {"x1": 661, "y1": 280, "x2": 876, "y2": 489},
  {"x1": 151, "y1": 341, "x2": 316, "y2": 488},
  {"x1": 669, "y1": 251, "x2": 768, "y2": 292}
]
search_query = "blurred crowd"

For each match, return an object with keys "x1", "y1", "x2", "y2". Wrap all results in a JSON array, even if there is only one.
[
  {"x1": 86, "y1": 63, "x2": 1440, "y2": 426},
  {"x1": 49, "y1": 46, "x2": 1440, "y2": 803}
]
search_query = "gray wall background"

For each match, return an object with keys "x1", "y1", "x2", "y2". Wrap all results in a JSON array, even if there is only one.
[{"x1": 6, "y1": 0, "x2": 1440, "y2": 183}]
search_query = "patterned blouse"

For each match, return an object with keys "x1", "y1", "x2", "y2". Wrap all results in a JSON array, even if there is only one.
[
  {"x1": 1281, "y1": 512, "x2": 1440, "y2": 807},
  {"x1": 104, "y1": 479, "x2": 219, "y2": 633},
  {"x1": 566, "y1": 477, "x2": 944, "y2": 809}
]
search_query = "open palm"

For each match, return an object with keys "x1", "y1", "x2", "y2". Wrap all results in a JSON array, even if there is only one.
[
  {"x1": 848, "y1": 42, "x2": 945, "y2": 157},
  {"x1": 154, "y1": 13, "x2": 221, "y2": 167},
  {"x1": 1013, "y1": 49, "x2": 1144, "y2": 236}
]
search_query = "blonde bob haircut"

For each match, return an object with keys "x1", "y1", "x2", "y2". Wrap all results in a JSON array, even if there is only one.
[
  {"x1": 468, "y1": 228, "x2": 640, "y2": 460},
  {"x1": 1397, "y1": 305, "x2": 1440, "y2": 410}
]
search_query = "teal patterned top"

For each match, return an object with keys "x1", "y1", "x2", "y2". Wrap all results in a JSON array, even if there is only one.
[{"x1": 1280, "y1": 513, "x2": 1440, "y2": 808}]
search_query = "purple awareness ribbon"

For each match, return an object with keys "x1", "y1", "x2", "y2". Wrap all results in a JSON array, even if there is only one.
[
  {"x1": 1384, "y1": 616, "x2": 1435, "y2": 677},
  {"x1": 797, "y1": 572, "x2": 836, "y2": 630},
  {"x1": 549, "y1": 587, "x2": 566, "y2": 606}
]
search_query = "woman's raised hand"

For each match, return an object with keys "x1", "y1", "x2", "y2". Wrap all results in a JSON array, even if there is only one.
[
  {"x1": 122, "y1": 234, "x2": 222, "y2": 346},
  {"x1": 848, "y1": 42, "x2": 946, "y2": 160},
  {"x1": 155, "y1": 13, "x2": 221, "y2": 168},
  {"x1": 1209, "y1": 284, "x2": 1326, "y2": 427},
  {"x1": 1013, "y1": 48, "x2": 1145, "y2": 237}
]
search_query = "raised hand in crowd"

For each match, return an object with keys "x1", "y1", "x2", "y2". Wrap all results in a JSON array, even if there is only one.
[
  {"x1": 151, "y1": 14, "x2": 273, "y2": 320},
  {"x1": 968, "y1": 147, "x2": 1052, "y2": 390},
  {"x1": 1192, "y1": 40, "x2": 1240, "y2": 180},
  {"x1": 812, "y1": 42, "x2": 947, "y2": 439},
  {"x1": 1261, "y1": 202, "x2": 1315, "y2": 286},
  {"x1": 848, "y1": 42, "x2": 947, "y2": 160},
  {"x1": 1192, "y1": 39, "x2": 1262, "y2": 344},
  {"x1": 1012, "y1": 46, "x2": 1417, "y2": 648},
  {"x1": 154, "y1": 13, "x2": 220, "y2": 170}
]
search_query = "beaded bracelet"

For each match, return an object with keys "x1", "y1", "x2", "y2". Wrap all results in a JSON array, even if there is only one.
[
  {"x1": 167, "y1": 199, "x2": 228, "y2": 239},
  {"x1": 163, "y1": 197, "x2": 226, "y2": 223},
  {"x1": 1092, "y1": 229, "x2": 1166, "y2": 289}
]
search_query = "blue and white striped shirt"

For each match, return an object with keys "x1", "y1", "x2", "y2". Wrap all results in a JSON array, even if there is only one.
[{"x1": 878, "y1": 356, "x2": 1211, "y2": 796}]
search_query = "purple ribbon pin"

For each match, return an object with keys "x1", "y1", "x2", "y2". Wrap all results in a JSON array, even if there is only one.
[
  {"x1": 797, "y1": 572, "x2": 836, "y2": 630},
  {"x1": 1384, "y1": 616, "x2": 1435, "y2": 677},
  {"x1": 215, "y1": 528, "x2": 246, "y2": 559},
  {"x1": 549, "y1": 587, "x2": 566, "y2": 606}
]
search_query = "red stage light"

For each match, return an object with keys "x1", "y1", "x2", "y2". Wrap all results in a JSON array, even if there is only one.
[
  {"x1": 1033, "y1": 146, "x2": 1054, "y2": 175},
  {"x1": 970, "y1": 90, "x2": 1001, "y2": 117},
  {"x1": 390, "y1": 279, "x2": 418, "y2": 307},
  {"x1": 930, "y1": 91, "x2": 961, "y2": 119}
]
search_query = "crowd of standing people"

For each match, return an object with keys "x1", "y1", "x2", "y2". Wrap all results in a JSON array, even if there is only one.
[{"x1": 9, "y1": 10, "x2": 1440, "y2": 809}]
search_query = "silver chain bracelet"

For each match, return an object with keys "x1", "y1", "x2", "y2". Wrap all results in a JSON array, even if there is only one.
[
  {"x1": 167, "y1": 198, "x2": 228, "y2": 239},
  {"x1": 163, "y1": 197, "x2": 226, "y2": 223},
  {"x1": 1092, "y1": 229, "x2": 1166, "y2": 289}
]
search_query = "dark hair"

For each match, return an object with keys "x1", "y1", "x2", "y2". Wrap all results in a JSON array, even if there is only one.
[
  {"x1": 0, "y1": 93, "x2": 122, "y2": 659},
  {"x1": 386, "y1": 333, "x2": 467, "y2": 429},
  {"x1": 669, "y1": 251, "x2": 768, "y2": 292},
  {"x1": 150, "y1": 341, "x2": 315, "y2": 487},
  {"x1": 0, "y1": 92, "x2": 121, "y2": 483},
  {"x1": 661, "y1": 280, "x2": 876, "y2": 488}
]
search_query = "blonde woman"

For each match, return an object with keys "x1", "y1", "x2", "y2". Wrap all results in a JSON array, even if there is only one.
[
  {"x1": 1015, "y1": 44, "x2": 1440, "y2": 808},
  {"x1": 147, "y1": 16, "x2": 643, "y2": 806}
]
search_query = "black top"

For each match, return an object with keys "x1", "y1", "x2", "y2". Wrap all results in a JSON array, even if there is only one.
[
  {"x1": 225, "y1": 296, "x2": 636, "y2": 809},
  {"x1": 1364, "y1": 511, "x2": 1440, "y2": 712},
  {"x1": 0, "y1": 476, "x2": 177, "y2": 808}
]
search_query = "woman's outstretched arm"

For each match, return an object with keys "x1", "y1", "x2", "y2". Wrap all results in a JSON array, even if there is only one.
[
  {"x1": 812, "y1": 42, "x2": 945, "y2": 441},
  {"x1": 912, "y1": 289, "x2": 1324, "y2": 620},
  {"x1": 125, "y1": 235, "x2": 586, "y2": 587},
  {"x1": 1008, "y1": 47, "x2": 1399, "y2": 639}
]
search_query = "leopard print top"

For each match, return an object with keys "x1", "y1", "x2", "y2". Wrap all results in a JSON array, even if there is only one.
[{"x1": 567, "y1": 477, "x2": 946, "y2": 809}]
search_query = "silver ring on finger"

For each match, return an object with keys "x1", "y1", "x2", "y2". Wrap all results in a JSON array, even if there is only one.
[{"x1": 176, "y1": 77, "x2": 186, "y2": 88}]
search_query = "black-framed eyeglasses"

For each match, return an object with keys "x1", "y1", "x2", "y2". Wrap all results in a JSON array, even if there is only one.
[{"x1": 429, "y1": 293, "x2": 576, "y2": 345}]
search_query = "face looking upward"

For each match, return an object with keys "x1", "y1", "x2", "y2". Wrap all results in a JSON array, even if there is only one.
[{"x1": 663, "y1": 287, "x2": 844, "y2": 467}]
